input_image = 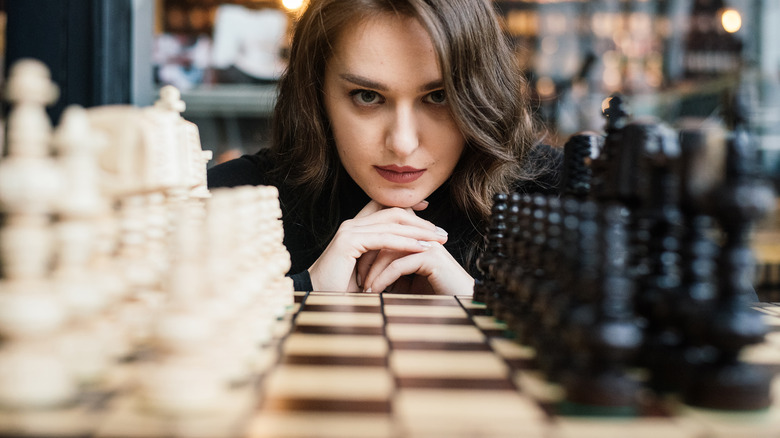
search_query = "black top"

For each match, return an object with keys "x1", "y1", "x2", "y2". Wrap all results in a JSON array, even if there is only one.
[{"x1": 207, "y1": 145, "x2": 563, "y2": 291}]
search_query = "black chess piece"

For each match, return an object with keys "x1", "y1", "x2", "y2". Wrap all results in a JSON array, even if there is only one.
[
  {"x1": 561, "y1": 202, "x2": 643, "y2": 416},
  {"x1": 562, "y1": 132, "x2": 600, "y2": 198},
  {"x1": 514, "y1": 194, "x2": 549, "y2": 345},
  {"x1": 603, "y1": 94, "x2": 630, "y2": 132},
  {"x1": 494, "y1": 192, "x2": 523, "y2": 325},
  {"x1": 474, "y1": 193, "x2": 508, "y2": 308},
  {"x1": 504, "y1": 193, "x2": 534, "y2": 339},
  {"x1": 530, "y1": 196, "x2": 567, "y2": 380},
  {"x1": 560, "y1": 199, "x2": 601, "y2": 380},
  {"x1": 591, "y1": 94, "x2": 630, "y2": 201},
  {"x1": 546, "y1": 196, "x2": 584, "y2": 381},
  {"x1": 683, "y1": 92, "x2": 775, "y2": 410},
  {"x1": 627, "y1": 120, "x2": 685, "y2": 392},
  {"x1": 674, "y1": 123, "x2": 722, "y2": 395}
]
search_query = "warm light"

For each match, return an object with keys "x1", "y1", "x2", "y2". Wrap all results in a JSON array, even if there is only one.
[
  {"x1": 602, "y1": 67, "x2": 622, "y2": 91},
  {"x1": 536, "y1": 76, "x2": 556, "y2": 98},
  {"x1": 628, "y1": 12, "x2": 651, "y2": 35},
  {"x1": 721, "y1": 8, "x2": 742, "y2": 33},
  {"x1": 282, "y1": 0, "x2": 305, "y2": 11},
  {"x1": 601, "y1": 97, "x2": 612, "y2": 113}
]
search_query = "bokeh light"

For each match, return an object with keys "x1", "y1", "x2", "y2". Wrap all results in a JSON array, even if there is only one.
[
  {"x1": 721, "y1": 8, "x2": 742, "y2": 33},
  {"x1": 282, "y1": 0, "x2": 305, "y2": 12}
]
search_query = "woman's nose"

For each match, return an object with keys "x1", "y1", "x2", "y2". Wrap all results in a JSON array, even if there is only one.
[{"x1": 385, "y1": 104, "x2": 419, "y2": 157}]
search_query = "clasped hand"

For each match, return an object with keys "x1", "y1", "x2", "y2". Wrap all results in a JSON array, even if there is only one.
[{"x1": 307, "y1": 200, "x2": 474, "y2": 294}]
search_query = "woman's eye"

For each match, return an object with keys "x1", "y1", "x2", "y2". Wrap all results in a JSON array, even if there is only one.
[
  {"x1": 351, "y1": 90, "x2": 381, "y2": 105},
  {"x1": 425, "y1": 90, "x2": 447, "y2": 104}
]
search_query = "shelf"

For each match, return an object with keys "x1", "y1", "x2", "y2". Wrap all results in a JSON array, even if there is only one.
[{"x1": 179, "y1": 84, "x2": 278, "y2": 118}]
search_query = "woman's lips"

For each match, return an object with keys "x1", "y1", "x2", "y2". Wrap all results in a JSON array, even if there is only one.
[{"x1": 374, "y1": 165, "x2": 426, "y2": 183}]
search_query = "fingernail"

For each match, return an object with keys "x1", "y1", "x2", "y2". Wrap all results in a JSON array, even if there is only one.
[
  {"x1": 435, "y1": 227, "x2": 448, "y2": 236},
  {"x1": 418, "y1": 240, "x2": 432, "y2": 247},
  {"x1": 364, "y1": 287, "x2": 372, "y2": 293},
  {"x1": 420, "y1": 200, "x2": 429, "y2": 206}
]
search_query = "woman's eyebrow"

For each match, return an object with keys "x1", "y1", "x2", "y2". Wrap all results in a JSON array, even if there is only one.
[
  {"x1": 339, "y1": 73, "x2": 444, "y2": 93},
  {"x1": 340, "y1": 73, "x2": 387, "y2": 91},
  {"x1": 419, "y1": 80, "x2": 443, "y2": 92}
]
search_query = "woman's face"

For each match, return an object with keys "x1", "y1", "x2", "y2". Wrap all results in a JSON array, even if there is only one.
[{"x1": 323, "y1": 14, "x2": 466, "y2": 208}]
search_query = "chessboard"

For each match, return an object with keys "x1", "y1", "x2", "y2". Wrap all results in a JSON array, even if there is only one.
[
  {"x1": 1, "y1": 291, "x2": 777, "y2": 438},
  {"x1": 249, "y1": 292, "x2": 780, "y2": 438}
]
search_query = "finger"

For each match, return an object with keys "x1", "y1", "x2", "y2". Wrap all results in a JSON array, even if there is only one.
[
  {"x1": 354, "y1": 200, "x2": 386, "y2": 219},
  {"x1": 343, "y1": 231, "x2": 434, "y2": 261},
  {"x1": 356, "y1": 250, "x2": 379, "y2": 289},
  {"x1": 312, "y1": 220, "x2": 443, "y2": 291},
  {"x1": 362, "y1": 207, "x2": 431, "y2": 228},
  {"x1": 341, "y1": 222, "x2": 447, "y2": 250},
  {"x1": 365, "y1": 242, "x2": 470, "y2": 294},
  {"x1": 353, "y1": 205, "x2": 444, "y2": 238},
  {"x1": 362, "y1": 249, "x2": 405, "y2": 292},
  {"x1": 411, "y1": 200, "x2": 429, "y2": 211},
  {"x1": 365, "y1": 252, "x2": 427, "y2": 294}
]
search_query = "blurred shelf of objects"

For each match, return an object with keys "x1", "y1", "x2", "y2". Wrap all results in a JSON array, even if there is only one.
[
  {"x1": 179, "y1": 84, "x2": 277, "y2": 118},
  {"x1": 494, "y1": 0, "x2": 780, "y2": 180},
  {"x1": 153, "y1": 0, "x2": 303, "y2": 164},
  {"x1": 152, "y1": 0, "x2": 780, "y2": 177}
]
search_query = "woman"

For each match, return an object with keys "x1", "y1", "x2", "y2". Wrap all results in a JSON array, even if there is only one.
[{"x1": 208, "y1": 0, "x2": 561, "y2": 295}]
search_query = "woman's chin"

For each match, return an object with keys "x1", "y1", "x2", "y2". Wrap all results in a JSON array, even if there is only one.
[
  {"x1": 370, "y1": 192, "x2": 426, "y2": 209},
  {"x1": 375, "y1": 198, "x2": 425, "y2": 209}
]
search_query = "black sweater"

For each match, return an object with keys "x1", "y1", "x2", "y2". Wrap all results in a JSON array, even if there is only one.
[{"x1": 207, "y1": 145, "x2": 563, "y2": 291}]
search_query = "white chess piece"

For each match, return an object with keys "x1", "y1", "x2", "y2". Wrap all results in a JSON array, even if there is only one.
[
  {"x1": 51, "y1": 105, "x2": 113, "y2": 385},
  {"x1": 139, "y1": 202, "x2": 230, "y2": 415},
  {"x1": 0, "y1": 59, "x2": 76, "y2": 408},
  {"x1": 154, "y1": 85, "x2": 212, "y2": 199}
]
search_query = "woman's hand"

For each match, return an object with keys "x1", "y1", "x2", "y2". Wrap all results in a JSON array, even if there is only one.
[
  {"x1": 360, "y1": 241, "x2": 474, "y2": 295},
  {"x1": 354, "y1": 204, "x2": 474, "y2": 295},
  {"x1": 307, "y1": 200, "x2": 448, "y2": 292}
]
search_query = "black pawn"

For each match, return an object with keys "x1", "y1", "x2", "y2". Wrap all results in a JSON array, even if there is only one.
[
  {"x1": 494, "y1": 192, "x2": 523, "y2": 325},
  {"x1": 562, "y1": 132, "x2": 600, "y2": 198},
  {"x1": 474, "y1": 193, "x2": 508, "y2": 307}
]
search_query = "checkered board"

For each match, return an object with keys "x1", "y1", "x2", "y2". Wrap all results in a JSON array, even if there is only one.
[
  {"x1": 248, "y1": 292, "x2": 780, "y2": 438},
  {"x1": 2, "y1": 293, "x2": 779, "y2": 438}
]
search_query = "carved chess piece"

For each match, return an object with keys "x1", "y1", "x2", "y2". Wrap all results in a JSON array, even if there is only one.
[
  {"x1": 475, "y1": 193, "x2": 507, "y2": 311},
  {"x1": 0, "y1": 59, "x2": 76, "y2": 408},
  {"x1": 684, "y1": 95, "x2": 775, "y2": 410},
  {"x1": 52, "y1": 105, "x2": 113, "y2": 385}
]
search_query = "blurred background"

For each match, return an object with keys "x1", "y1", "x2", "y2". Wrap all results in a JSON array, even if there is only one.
[
  {"x1": 2, "y1": 0, "x2": 779, "y2": 175},
  {"x1": 2, "y1": 0, "x2": 778, "y2": 175}
]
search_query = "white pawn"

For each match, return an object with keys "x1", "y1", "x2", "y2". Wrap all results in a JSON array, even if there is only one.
[
  {"x1": 258, "y1": 185, "x2": 293, "y2": 317},
  {"x1": 51, "y1": 106, "x2": 112, "y2": 385},
  {"x1": 203, "y1": 190, "x2": 255, "y2": 382},
  {"x1": 0, "y1": 287, "x2": 74, "y2": 408},
  {"x1": 139, "y1": 202, "x2": 230, "y2": 415},
  {"x1": 0, "y1": 59, "x2": 76, "y2": 409},
  {"x1": 0, "y1": 60, "x2": 62, "y2": 279}
]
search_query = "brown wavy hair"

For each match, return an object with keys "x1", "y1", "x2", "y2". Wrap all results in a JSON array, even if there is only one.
[{"x1": 270, "y1": 0, "x2": 541, "y2": 244}]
